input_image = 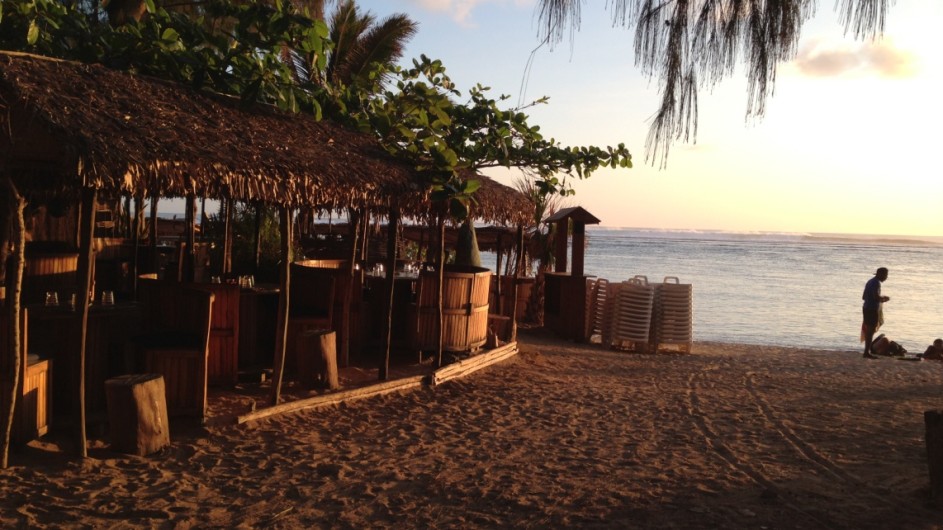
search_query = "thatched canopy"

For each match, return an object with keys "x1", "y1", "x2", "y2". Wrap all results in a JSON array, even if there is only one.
[
  {"x1": 0, "y1": 51, "x2": 419, "y2": 209},
  {"x1": 394, "y1": 169, "x2": 532, "y2": 227},
  {"x1": 0, "y1": 52, "x2": 534, "y2": 225}
]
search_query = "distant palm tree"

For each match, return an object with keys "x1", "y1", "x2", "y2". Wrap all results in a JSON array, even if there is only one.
[
  {"x1": 535, "y1": 0, "x2": 893, "y2": 165},
  {"x1": 318, "y1": 0, "x2": 417, "y2": 90}
]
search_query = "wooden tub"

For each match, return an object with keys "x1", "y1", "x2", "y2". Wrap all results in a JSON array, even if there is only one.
[{"x1": 415, "y1": 265, "x2": 491, "y2": 352}]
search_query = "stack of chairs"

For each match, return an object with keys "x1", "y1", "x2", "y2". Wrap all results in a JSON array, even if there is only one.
[
  {"x1": 650, "y1": 277, "x2": 693, "y2": 354},
  {"x1": 602, "y1": 276, "x2": 655, "y2": 352}
]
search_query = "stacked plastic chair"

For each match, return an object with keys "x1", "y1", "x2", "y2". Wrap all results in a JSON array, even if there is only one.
[
  {"x1": 604, "y1": 276, "x2": 655, "y2": 351},
  {"x1": 585, "y1": 278, "x2": 609, "y2": 343},
  {"x1": 651, "y1": 276, "x2": 693, "y2": 353}
]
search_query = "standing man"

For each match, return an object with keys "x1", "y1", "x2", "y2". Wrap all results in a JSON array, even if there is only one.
[{"x1": 862, "y1": 267, "x2": 890, "y2": 359}]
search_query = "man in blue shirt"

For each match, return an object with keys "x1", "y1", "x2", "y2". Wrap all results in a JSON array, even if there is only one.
[{"x1": 862, "y1": 267, "x2": 890, "y2": 358}]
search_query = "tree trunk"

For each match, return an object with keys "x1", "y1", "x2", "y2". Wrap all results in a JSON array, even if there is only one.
[
  {"x1": 131, "y1": 197, "x2": 143, "y2": 296},
  {"x1": 435, "y1": 217, "x2": 446, "y2": 368},
  {"x1": 222, "y1": 198, "x2": 233, "y2": 275},
  {"x1": 0, "y1": 178, "x2": 25, "y2": 469},
  {"x1": 381, "y1": 209, "x2": 400, "y2": 381},
  {"x1": 253, "y1": 204, "x2": 263, "y2": 273},
  {"x1": 73, "y1": 188, "x2": 97, "y2": 458},
  {"x1": 510, "y1": 225, "x2": 525, "y2": 342},
  {"x1": 184, "y1": 195, "x2": 196, "y2": 282},
  {"x1": 340, "y1": 208, "x2": 361, "y2": 367},
  {"x1": 269, "y1": 207, "x2": 292, "y2": 406}
]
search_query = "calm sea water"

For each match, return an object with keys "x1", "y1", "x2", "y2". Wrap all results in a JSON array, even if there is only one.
[{"x1": 499, "y1": 228, "x2": 943, "y2": 352}]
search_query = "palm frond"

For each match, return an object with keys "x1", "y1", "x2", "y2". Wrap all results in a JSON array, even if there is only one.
[
  {"x1": 344, "y1": 14, "x2": 418, "y2": 86},
  {"x1": 537, "y1": 0, "x2": 891, "y2": 166}
]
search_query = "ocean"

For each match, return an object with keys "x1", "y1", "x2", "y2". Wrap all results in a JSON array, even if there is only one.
[{"x1": 500, "y1": 228, "x2": 943, "y2": 352}]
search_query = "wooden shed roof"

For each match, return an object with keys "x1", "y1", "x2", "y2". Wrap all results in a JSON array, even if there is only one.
[{"x1": 544, "y1": 206, "x2": 601, "y2": 225}]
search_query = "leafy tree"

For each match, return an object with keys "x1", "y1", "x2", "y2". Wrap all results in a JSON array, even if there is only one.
[
  {"x1": 536, "y1": 0, "x2": 894, "y2": 165},
  {"x1": 352, "y1": 55, "x2": 632, "y2": 219}
]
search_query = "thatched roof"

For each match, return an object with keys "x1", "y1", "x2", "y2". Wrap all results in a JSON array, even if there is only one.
[
  {"x1": 0, "y1": 51, "x2": 533, "y2": 225},
  {"x1": 0, "y1": 51, "x2": 419, "y2": 209}
]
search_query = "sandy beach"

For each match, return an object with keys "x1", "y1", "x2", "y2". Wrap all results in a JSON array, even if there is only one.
[{"x1": 2, "y1": 329, "x2": 943, "y2": 529}]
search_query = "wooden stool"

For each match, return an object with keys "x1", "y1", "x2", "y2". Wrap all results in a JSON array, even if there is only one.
[
  {"x1": 105, "y1": 374, "x2": 171, "y2": 456},
  {"x1": 295, "y1": 329, "x2": 339, "y2": 390}
]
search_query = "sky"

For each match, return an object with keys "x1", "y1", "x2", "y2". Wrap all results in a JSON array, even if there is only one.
[{"x1": 351, "y1": 0, "x2": 942, "y2": 237}]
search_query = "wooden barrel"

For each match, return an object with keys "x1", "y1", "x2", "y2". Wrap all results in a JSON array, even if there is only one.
[{"x1": 416, "y1": 265, "x2": 491, "y2": 352}]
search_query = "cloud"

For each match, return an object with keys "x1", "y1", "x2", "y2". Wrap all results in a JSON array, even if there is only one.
[
  {"x1": 792, "y1": 38, "x2": 918, "y2": 79},
  {"x1": 406, "y1": 0, "x2": 533, "y2": 27}
]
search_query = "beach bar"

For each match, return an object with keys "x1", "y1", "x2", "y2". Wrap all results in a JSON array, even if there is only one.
[{"x1": 0, "y1": 51, "x2": 533, "y2": 461}]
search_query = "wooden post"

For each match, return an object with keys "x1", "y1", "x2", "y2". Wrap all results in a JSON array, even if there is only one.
[
  {"x1": 222, "y1": 198, "x2": 233, "y2": 275},
  {"x1": 572, "y1": 221, "x2": 585, "y2": 277},
  {"x1": 554, "y1": 219, "x2": 568, "y2": 273},
  {"x1": 495, "y1": 234, "x2": 504, "y2": 315},
  {"x1": 435, "y1": 216, "x2": 446, "y2": 368},
  {"x1": 199, "y1": 197, "x2": 207, "y2": 242},
  {"x1": 380, "y1": 209, "x2": 399, "y2": 381},
  {"x1": 340, "y1": 209, "x2": 361, "y2": 367},
  {"x1": 74, "y1": 188, "x2": 97, "y2": 458},
  {"x1": 510, "y1": 225, "x2": 524, "y2": 342},
  {"x1": 0, "y1": 177, "x2": 25, "y2": 469},
  {"x1": 131, "y1": 197, "x2": 143, "y2": 296},
  {"x1": 926, "y1": 410, "x2": 943, "y2": 505},
  {"x1": 149, "y1": 196, "x2": 159, "y2": 275},
  {"x1": 253, "y1": 204, "x2": 263, "y2": 273},
  {"x1": 269, "y1": 207, "x2": 292, "y2": 406},
  {"x1": 184, "y1": 195, "x2": 196, "y2": 282}
]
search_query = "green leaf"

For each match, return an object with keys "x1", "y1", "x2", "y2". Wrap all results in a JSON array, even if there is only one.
[
  {"x1": 26, "y1": 20, "x2": 39, "y2": 45},
  {"x1": 462, "y1": 179, "x2": 481, "y2": 194},
  {"x1": 145, "y1": 0, "x2": 157, "y2": 13}
]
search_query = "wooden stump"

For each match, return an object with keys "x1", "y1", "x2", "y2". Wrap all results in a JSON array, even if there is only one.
[
  {"x1": 105, "y1": 374, "x2": 170, "y2": 456},
  {"x1": 296, "y1": 329, "x2": 338, "y2": 390},
  {"x1": 927, "y1": 410, "x2": 943, "y2": 505}
]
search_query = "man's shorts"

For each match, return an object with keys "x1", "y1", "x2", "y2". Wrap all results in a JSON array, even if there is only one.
[{"x1": 862, "y1": 307, "x2": 879, "y2": 329}]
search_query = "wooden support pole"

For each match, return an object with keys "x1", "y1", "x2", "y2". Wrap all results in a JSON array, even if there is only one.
[
  {"x1": 0, "y1": 178, "x2": 25, "y2": 469},
  {"x1": 184, "y1": 195, "x2": 196, "y2": 282},
  {"x1": 74, "y1": 188, "x2": 97, "y2": 458},
  {"x1": 222, "y1": 198, "x2": 233, "y2": 275},
  {"x1": 495, "y1": 234, "x2": 504, "y2": 315},
  {"x1": 253, "y1": 204, "x2": 263, "y2": 273},
  {"x1": 380, "y1": 209, "x2": 400, "y2": 381},
  {"x1": 149, "y1": 196, "x2": 159, "y2": 275},
  {"x1": 510, "y1": 225, "x2": 524, "y2": 342},
  {"x1": 435, "y1": 216, "x2": 446, "y2": 368},
  {"x1": 926, "y1": 410, "x2": 943, "y2": 506},
  {"x1": 554, "y1": 219, "x2": 568, "y2": 273},
  {"x1": 572, "y1": 221, "x2": 586, "y2": 277},
  {"x1": 131, "y1": 197, "x2": 142, "y2": 296},
  {"x1": 269, "y1": 207, "x2": 292, "y2": 406},
  {"x1": 199, "y1": 197, "x2": 207, "y2": 242},
  {"x1": 340, "y1": 209, "x2": 361, "y2": 367}
]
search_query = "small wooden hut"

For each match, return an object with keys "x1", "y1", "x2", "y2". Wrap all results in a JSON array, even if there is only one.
[{"x1": 543, "y1": 206, "x2": 600, "y2": 342}]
